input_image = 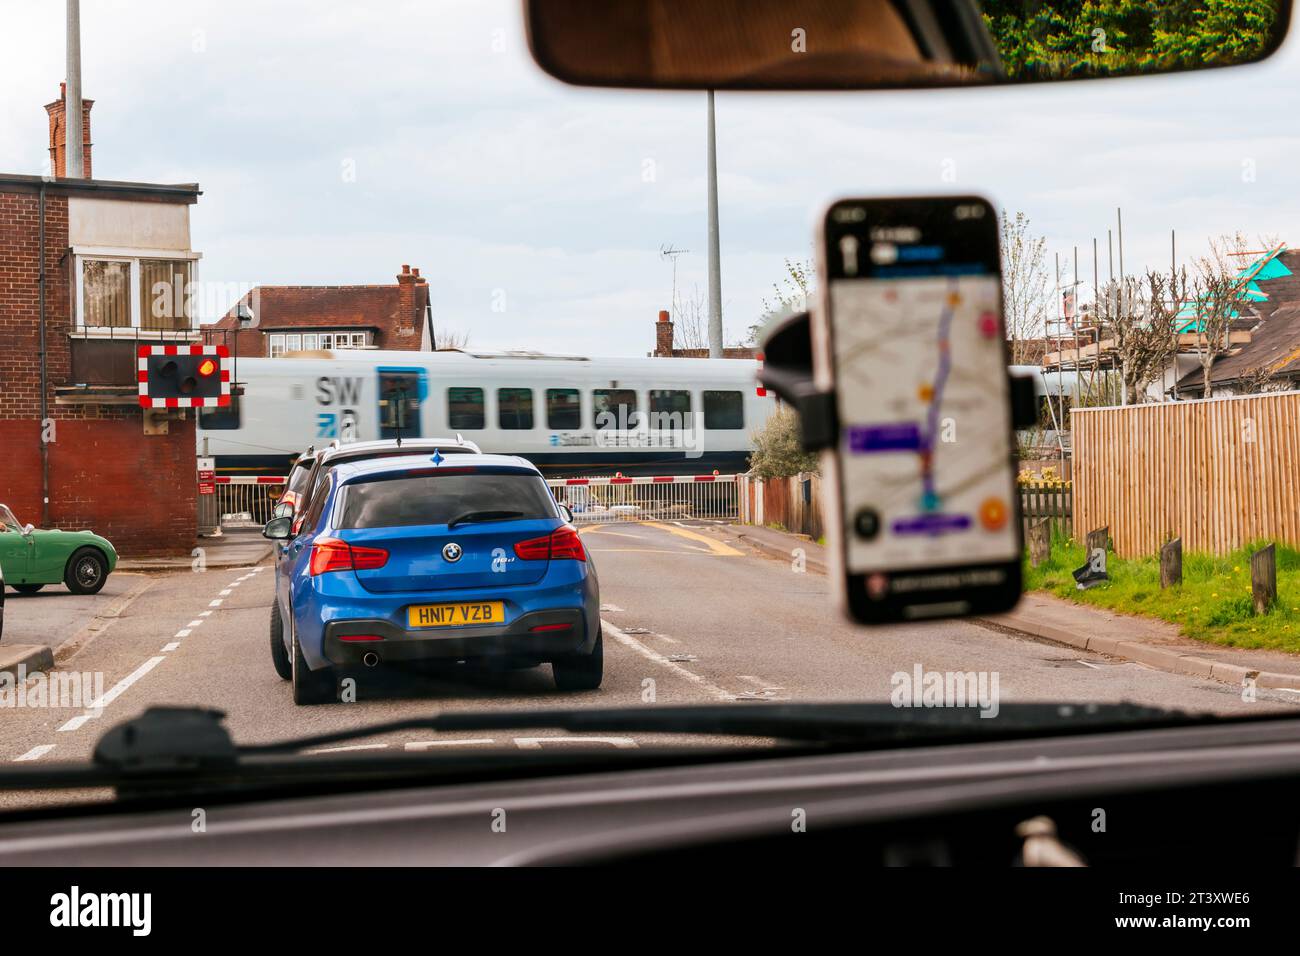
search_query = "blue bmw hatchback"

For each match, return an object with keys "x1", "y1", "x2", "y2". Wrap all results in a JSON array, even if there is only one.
[{"x1": 264, "y1": 453, "x2": 602, "y2": 704}]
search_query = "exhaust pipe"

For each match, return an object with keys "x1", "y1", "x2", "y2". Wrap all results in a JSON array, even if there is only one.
[{"x1": 362, "y1": 652, "x2": 380, "y2": 668}]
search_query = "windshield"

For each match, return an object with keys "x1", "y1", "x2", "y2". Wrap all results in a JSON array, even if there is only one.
[
  {"x1": 0, "y1": 505, "x2": 21, "y2": 534},
  {"x1": 4, "y1": 0, "x2": 1300, "y2": 817}
]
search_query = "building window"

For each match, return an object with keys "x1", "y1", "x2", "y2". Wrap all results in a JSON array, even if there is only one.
[
  {"x1": 82, "y1": 259, "x2": 132, "y2": 328},
  {"x1": 703, "y1": 390, "x2": 744, "y2": 429},
  {"x1": 546, "y1": 388, "x2": 581, "y2": 430},
  {"x1": 593, "y1": 389, "x2": 639, "y2": 430},
  {"x1": 448, "y1": 387, "x2": 485, "y2": 430},
  {"x1": 498, "y1": 388, "x2": 534, "y2": 430},
  {"x1": 78, "y1": 255, "x2": 198, "y2": 332},
  {"x1": 649, "y1": 389, "x2": 691, "y2": 430},
  {"x1": 272, "y1": 331, "x2": 369, "y2": 355},
  {"x1": 139, "y1": 259, "x2": 193, "y2": 331}
]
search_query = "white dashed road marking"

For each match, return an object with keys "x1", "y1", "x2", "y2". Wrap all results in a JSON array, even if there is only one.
[
  {"x1": 515, "y1": 736, "x2": 638, "y2": 749},
  {"x1": 58, "y1": 656, "x2": 167, "y2": 733},
  {"x1": 162, "y1": 642, "x2": 181, "y2": 652},
  {"x1": 14, "y1": 745, "x2": 56, "y2": 762},
  {"x1": 405, "y1": 739, "x2": 496, "y2": 750},
  {"x1": 602, "y1": 619, "x2": 735, "y2": 701}
]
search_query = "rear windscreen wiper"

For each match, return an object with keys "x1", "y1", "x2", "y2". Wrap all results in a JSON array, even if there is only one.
[{"x1": 447, "y1": 510, "x2": 524, "y2": 528}]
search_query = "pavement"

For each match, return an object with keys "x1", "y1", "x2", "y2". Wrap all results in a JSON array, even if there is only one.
[
  {"x1": 115, "y1": 528, "x2": 275, "y2": 572},
  {"x1": 726, "y1": 523, "x2": 1300, "y2": 691},
  {"x1": 6, "y1": 519, "x2": 1300, "y2": 813}
]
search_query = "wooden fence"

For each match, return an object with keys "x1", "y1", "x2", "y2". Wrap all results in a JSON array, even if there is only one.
[
  {"x1": 739, "y1": 473, "x2": 824, "y2": 540},
  {"x1": 741, "y1": 472, "x2": 1069, "y2": 549},
  {"x1": 1019, "y1": 481, "x2": 1072, "y2": 541},
  {"x1": 1072, "y1": 391, "x2": 1300, "y2": 557}
]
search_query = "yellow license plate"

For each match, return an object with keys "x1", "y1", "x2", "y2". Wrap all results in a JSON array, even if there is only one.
[{"x1": 407, "y1": 601, "x2": 505, "y2": 628}]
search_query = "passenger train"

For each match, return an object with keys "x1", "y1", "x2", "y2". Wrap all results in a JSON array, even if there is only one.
[{"x1": 197, "y1": 348, "x2": 777, "y2": 478}]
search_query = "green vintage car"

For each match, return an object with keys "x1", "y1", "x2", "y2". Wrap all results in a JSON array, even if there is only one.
[{"x1": 0, "y1": 504, "x2": 118, "y2": 595}]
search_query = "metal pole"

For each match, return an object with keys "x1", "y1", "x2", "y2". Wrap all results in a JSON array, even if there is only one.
[
  {"x1": 66, "y1": 0, "x2": 84, "y2": 179},
  {"x1": 38, "y1": 184, "x2": 51, "y2": 526},
  {"x1": 1091, "y1": 236, "x2": 1099, "y2": 402},
  {"x1": 1117, "y1": 207, "x2": 1124, "y2": 279},
  {"x1": 706, "y1": 90, "x2": 723, "y2": 358}
]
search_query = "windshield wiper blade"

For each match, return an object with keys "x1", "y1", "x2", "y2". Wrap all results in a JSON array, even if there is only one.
[
  {"x1": 0, "y1": 702, "x2": 1218, "y2": 796},
  {"x1": 447, "y1": 510, "x2": 524, "y2": 528},
  {"x1": 240, "y1": 700, "x2": 1205, "y2": 754}
]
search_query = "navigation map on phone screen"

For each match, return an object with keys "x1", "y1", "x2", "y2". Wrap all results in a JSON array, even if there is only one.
[{"x1": 825, "y1": 198, "x2": 1019, "y2": 578}]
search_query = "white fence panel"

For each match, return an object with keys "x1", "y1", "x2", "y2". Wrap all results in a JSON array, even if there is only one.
[{"x1": 547, "y1": 475, "x2": 740, "y2": 524}]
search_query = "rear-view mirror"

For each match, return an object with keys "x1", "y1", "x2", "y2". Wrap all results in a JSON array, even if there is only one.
[{"x1": 524, "y1": 0, "x2": 1292, "y2": 90}]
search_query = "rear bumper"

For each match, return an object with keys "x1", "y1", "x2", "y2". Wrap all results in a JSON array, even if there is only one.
[{"x1": 322, "y1": 607, "x2": 590, "y2": 665}]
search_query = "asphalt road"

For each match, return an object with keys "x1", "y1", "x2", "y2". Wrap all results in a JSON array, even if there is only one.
[{"x1": 3, "y1": 520, "x2": 1299, "y2": 809}]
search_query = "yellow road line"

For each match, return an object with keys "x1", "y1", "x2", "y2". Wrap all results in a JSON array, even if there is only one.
[{"x1": 643, "y1": 521, "x2": 743, "y2": 556}]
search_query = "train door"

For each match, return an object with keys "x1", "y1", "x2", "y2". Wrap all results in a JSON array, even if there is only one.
[{"x1": 377, "y1": 367, "x2": 427, "y2": 440}]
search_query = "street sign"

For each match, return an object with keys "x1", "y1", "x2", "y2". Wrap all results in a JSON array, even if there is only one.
[{"x1": 138, "y1": 345, "x2": 230, "y2": 408}]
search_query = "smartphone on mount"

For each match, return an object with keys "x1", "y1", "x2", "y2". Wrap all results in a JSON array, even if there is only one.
[{"x1": 813, "y1": 195, "x2": 1023, "y2": 625}]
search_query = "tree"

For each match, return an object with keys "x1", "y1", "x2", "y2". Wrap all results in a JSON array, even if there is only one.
[
  {"x1": 1093, "y1": 270, "x2": 1183, "y2": 404},
  {"x1": 982, "y1": 0, "x2": 1280, "y2": 79},
  {"x1": 1186, "y1": 268, "x2": 1248, "y2": 399},
  {"x1": 750, "y1": 257, "x2": 813, "y2": 345},
  {"x1": 747, "y1": 406, "x2": 819, "y2": 479},
  {"x1": 1000, "y1": 210, "x2": 1051, "y2": 364},
  {"x1": 672, "y1": 284, "x2": 710, "y2": 351},
  {"x1": 1185, "y1": 233, "x2": 1261, "y2": 397}
]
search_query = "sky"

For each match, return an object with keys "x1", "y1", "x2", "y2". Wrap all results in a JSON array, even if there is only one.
[{"x1": 4, "y1": 0, "x2": 1300, "y2": 356}]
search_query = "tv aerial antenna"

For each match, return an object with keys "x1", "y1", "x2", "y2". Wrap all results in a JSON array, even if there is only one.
[{"x1": 660, "y1": 244, "x2": 689, "y2": 313}]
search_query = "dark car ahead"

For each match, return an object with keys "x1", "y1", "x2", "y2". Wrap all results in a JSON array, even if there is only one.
[{"x1": 265, "y1": 453, "x2": 601, "y2": 704}]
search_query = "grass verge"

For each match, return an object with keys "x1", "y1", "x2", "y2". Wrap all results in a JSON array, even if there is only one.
[{"x1": 1024, "y1": 535, "x2": 1300, "y2": 653}]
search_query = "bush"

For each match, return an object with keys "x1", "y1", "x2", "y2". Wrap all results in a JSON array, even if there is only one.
[{"x1": 748, "y1": 406, "x2": 819, "y2": 479}]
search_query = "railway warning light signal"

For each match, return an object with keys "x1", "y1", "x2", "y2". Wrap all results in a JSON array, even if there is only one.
[{"x1": 138, "y1": 346, "x2": 230, "y2": 407}]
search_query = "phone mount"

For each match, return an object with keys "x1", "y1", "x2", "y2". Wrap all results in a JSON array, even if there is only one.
[{"x1": 757, "y1": 309, "x2": 1040, "y2": 452}]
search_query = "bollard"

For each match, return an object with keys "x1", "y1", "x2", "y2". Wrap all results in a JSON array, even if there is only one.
[
  {"x1": 1251, "y1": 543, "x2": 1277, "y2": 615},
  {"x1": 1072, "y1": 526, "x2": 1110, "y2": 590},
  {"x1": 1160, "y1": 537, "x2": 1182, "y2": 589},
  {"x1": 1028, "y1": 519, "x2": 1050, "y2": 568}
]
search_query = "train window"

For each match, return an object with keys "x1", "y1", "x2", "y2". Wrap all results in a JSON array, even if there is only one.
[
  {"x1": 546, "y1": 388, "x2": 581, "y2": 429},
  {"x1": 703, "y1": 390, "x2": 744, "y2": 429},
  {"x1": 649, "y1": 389, "x2": 691, "y2": 430},
  {"x1": 448, "y1": 387, "x2": 485, "y2": 430},
  {"x1": 593, "y1": 389, "x2": 639, "y2": 430},
  {"x1": 379, "y1": 371, "x2": 423, "y2": 439},
  {"x1": 498, "y1": 387, "x2": 534, "y2": 430},
  {"x1": 198, "y1": 394, "x2": 241, "y2": 430}
]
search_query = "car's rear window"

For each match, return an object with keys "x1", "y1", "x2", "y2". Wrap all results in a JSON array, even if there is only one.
[{"x1": 337, "y1": 473, "x2": 557, "y2": 529}]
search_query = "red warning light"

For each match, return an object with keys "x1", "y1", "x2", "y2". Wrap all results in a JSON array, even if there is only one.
[{"x1": 197, "y1": 358, "x2": 217, "y2": 377}]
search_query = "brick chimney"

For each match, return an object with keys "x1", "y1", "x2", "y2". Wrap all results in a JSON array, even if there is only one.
[
  {"x1": 396, "y1": 264, "x2": 427, "y2": 340},
  {"x1": 654, "y1": 309, "x2": 675, "y2": 356},
  {"x1": 45, "y1": 83, "x2": 94, "y2": 179}
]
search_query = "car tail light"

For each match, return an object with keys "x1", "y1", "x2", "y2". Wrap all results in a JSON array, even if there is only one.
[
  {"x1": 549, "y1": 527, "x2": 585, "y2": 561},
  {"x1": 338, "y1": 634, "x2": 384, "y2": 642},
  {"x1": 529, "y1": 622, "x2": 573, "y2": 632},
  {"x1": 309, "y1": 537, "x2": 389, "y2": 575},
  {"x1": 513, "y1": 527, "x2": 586, "y2": 562}
]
